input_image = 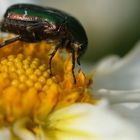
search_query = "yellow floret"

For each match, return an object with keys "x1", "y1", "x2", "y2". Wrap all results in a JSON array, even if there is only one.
[{"x1": 0, "y1": 38, "x2": 95, "y2": 125}]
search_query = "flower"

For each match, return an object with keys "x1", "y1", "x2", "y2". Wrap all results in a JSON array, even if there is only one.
[
  {"x1": 0, "y1": 36, "x2": 94, "y2": 119},
  {"x1": 0, "y1": 37, "x2": 139, "y2": 140}
]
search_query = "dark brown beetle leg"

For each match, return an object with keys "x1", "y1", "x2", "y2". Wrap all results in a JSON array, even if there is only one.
[
  {"x1": 49, "y1": 44, "x2": 60, "y2": 75},
  {"x1": 0, "y1": 36, "x2": 21, "y2": 48},
  {"x1": 71, "y1": 47, "x2": 76, "y2": 83}
]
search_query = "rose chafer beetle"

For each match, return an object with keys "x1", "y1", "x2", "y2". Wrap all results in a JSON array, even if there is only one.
[{"x1": 0, "y1": 3, "x2": 88, "y2": 83}]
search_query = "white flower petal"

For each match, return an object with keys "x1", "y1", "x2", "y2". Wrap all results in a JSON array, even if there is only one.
[
  {"x1": 95, "y1": 89, "x2": 140, "y2": 104},
  {"x1": 0, "y1": 128, "x2": 11, "y2": 140},
  {"x1": 46, "y1": 103, "x2": 139, "y2": 140},
  {"x1": 13, "y1": 118, "x2": 36, "y2": 140},
  {"x1": 93, "y1": 41, "x2": 140, "y2": 90},
  {"x1": 94, "y1": 89, "x2": 140, "y2": 130},
  {"x1": 90, "y1": 42, "x2": 140, "y2": 134},
  {"x1": 111, "y1": 103, "x2": 140, "y2": 130}
]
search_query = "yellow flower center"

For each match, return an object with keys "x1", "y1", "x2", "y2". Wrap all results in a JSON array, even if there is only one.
[{"x1": 0, "y1": 38, "x2": 95, "y2": 126}]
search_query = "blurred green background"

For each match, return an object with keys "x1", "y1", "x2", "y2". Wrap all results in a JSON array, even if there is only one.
[
  {"x1": 36, "y1": 0, "x2": 140, "y2": 62},
  {"x1": 1, "y1": 0, "x2": 140, "y2": 62}
]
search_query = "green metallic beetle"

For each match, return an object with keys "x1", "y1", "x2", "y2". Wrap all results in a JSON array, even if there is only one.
[{"x1": 0, "y1": 3, "x2": 88, "y2": 83}]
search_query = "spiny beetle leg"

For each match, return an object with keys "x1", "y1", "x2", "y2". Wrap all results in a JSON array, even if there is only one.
[
  {"x1": 49, "y1": 44, "x2": 60, "y2": 75},
  {"x1": 77, "y1": 56, "x2": 81, "y2": 65},
  {"x1": 0, "y1": 36, "x2": 21, "y2": 48},
  {"x1": 71, "y1": 47, "x2": 76, "y2": 84}
]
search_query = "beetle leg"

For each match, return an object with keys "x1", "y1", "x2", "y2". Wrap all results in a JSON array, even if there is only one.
[
  {"x1": 71, "y1": 47, "x2": 76, "y2": 84},
  {"x1": 48, "y1": 37, "x2": 67, "y2": 75},
  {"x1": 26, "y1": 22, "x2": 45, "y2": 31},
  {"x1": 49, "y1": 44, "x2": 60, "y2": 75},
  {"x1": 0, "y1": 36, "x2": 21, "y2": 48},
  {"x1": 77, "y1": 54, "x2": 81, "y2": 65}
]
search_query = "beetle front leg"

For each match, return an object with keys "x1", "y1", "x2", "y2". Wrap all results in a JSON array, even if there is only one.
[
  {"x1": 71, "y1": 48, "x2": 76, "y2": 84},
  {"x1": 49, "y1": 44, "x2": 60, "y2": 75},
  {"x1": 0, "y1": 36, "x2": 21, "y2": 48}
]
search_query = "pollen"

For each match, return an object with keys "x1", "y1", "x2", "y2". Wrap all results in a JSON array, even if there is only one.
[{"x1": 0, "y1": 38, "x2": 95, "y2": 125}]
